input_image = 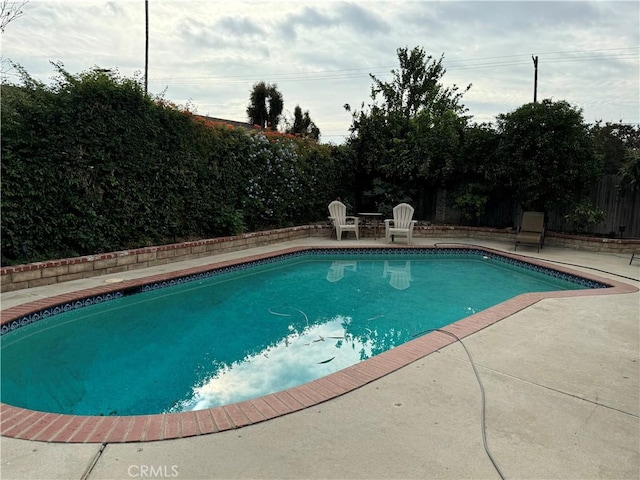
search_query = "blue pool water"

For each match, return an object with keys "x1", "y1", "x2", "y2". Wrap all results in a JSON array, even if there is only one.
[{"x1": 1, "y1": 251, "x2": 593, "y2": 416}]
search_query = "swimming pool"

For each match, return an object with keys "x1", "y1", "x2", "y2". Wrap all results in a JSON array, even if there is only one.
[{"x1": 1, "y1": 246, "x2": 624, "y2": 443}]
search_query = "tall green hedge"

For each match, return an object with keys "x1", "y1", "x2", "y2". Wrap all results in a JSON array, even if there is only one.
[{"x1": 1, "y1": 67, "x2": 351, "y2": 265}]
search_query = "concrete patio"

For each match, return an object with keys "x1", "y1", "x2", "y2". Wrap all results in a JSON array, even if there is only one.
[{"x1": 1, "y1": 236, "x2": 638, "y2": 480}]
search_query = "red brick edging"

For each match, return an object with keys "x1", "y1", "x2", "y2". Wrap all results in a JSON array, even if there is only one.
[
  {"x1": 1, "y1": 246, "x2": 637, "y2": 443},
  {"x1": 3, "y1": 225, "x2": 638, "y2": 293},
  {"x1": 0, "y1": 226, "x2": 317, "y2": 292}
]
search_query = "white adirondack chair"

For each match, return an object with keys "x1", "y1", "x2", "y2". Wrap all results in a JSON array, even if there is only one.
[
  {"x1": 328, "y1": 201, "x2": 359, "y2": 241},
  {"x1": 384, "y1": 203, "x2": 417, "y2": 244}
]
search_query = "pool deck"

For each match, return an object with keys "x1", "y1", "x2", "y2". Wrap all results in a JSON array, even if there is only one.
[{"x1": 1, "y1": 236, "x2": 639, "y2": 480}]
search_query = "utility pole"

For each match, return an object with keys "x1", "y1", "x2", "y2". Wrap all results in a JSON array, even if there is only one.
[
  {"x1": 532, "y1": 55, "x2": 538, "y2": 103},
  {"x1": 144, "y1": 0, "x2": 148, "y2": 94}
]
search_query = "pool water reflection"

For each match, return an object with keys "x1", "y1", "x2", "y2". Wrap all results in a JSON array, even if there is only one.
[{"x1": 1, "y1": 251, "x2": 588, "y2": 416}]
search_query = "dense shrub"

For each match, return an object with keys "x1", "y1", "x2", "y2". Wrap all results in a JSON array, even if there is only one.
[
  {"x1": 1, "y1": 66, "x2": 347, "y2": 265},
  {"x1": 493, "y1": 100, "x2": 602, "y2": 212},
  {"x1": 2, "y1": 61, "x2": 625, "y2": 265}
]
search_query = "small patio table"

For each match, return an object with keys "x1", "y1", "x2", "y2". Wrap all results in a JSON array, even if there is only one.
[{"x1": 357, "y1": 212, "x2": 383, "y2": 240}]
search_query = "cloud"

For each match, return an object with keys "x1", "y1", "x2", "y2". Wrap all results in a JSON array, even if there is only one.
[
  {"x1": 103, "y1": 1, "x2": 127, "y2": 18},
  {"x1": 335, "y1": 2, "x2": 390, "y2": 35},
  {"x1": 177, "y1": 18, "x2": 229, "y2": 49},
  {"x1": 213, "y1": 15, "x2": 266, "y2": 37},
  {"x1": 277, "y1": 6, "x2": 337, "y2": 40},
  {"x1": 276, "y1": 2, "x2": 389, "y2": 41},
  {"x1": 1, "y1": 0, "x2": 637, "y2": 143},
  {"x1": 175, "y1": 316, "x2": 370, "y2": 411}
]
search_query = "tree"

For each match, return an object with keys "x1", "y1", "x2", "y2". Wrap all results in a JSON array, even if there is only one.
[
  {"x1": 1, "y1": 0, "x2": 28, "y2": 33},
  {"x1": 1, "y1": 0, "x2": 28, "y2": 77},
  {"x1": 285, "y1": 105, "x2": 320, "y2": 140},
  {"x1": 453, "y1": 122, "x2": 502, "y2": 225},
  {"x1": 246, "y1": 81, "x2": 283, "y2": 130},
  {"x1": 619, "y1": 148, "x2": 640, "y2": 193},
  {"x1": 590, "y1": 121, "x2": 640, "y2": 174},
  {"x1": 346, "y1": 46, "x2": 471, "y2": 214},
  {"x1": 493, "y1": 99, "x2": 602, "y2": 212},
  {"x1": 368, "y1": 46, "x2": 469, "y2": 122}
]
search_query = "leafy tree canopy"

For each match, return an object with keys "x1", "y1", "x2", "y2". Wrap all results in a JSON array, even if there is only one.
[
  {"x1": 285, "y1": 105, "x2": 320, "y2": 141},
  {"x1": 494, "y1": 99, "x2": 602, "y2": 212},
  {"x1": 345, "y1": 46, "x2": 471, "y2": 213},
  {"x1": 369, "y1": 46, "x2": 470, "y2": 122},
  {"x1": 619, "y1": 148, "x2": 640, "y2": 193},
  {"x1": 590, "y1": 121, "x2": 640, "y2": 174},
  {"x1": 246, "y1": 81, "x2": 283, "y2": 130}
]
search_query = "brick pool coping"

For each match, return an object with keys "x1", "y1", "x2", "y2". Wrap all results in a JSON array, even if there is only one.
[{"x1": 1, "y1": 245, "x2": 637, "y2": 444}]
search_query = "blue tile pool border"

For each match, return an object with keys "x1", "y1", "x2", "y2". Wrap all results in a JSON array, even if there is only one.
[{"x1": 0, "y1": 246, "x2": 609, "y2": 336}]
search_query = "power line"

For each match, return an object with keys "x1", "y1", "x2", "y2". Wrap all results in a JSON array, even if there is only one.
[
  {"x1": 146, "y1": 47, "x2": 638, "y2": 86},
  {"x1": 532, "y1": 46, "x2": 639, "y2": 56},
  {"x1": 444, "y1": 46, "x2": 639, "y2": 65},
  {"x1": 4, "y1": 46, "x2": 636, "y2": 84}
]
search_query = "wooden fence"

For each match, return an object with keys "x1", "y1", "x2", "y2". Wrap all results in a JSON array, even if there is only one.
[
  {"x1": 425, "y1": 175, "x2": 640, "y2": 238},
  {"x1": 547, "y1": 175, "x2": 639, "y2": 238}
]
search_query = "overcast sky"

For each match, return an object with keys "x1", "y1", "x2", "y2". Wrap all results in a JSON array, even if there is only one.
[{"x1": 2, "y1": 0, "x2": 638, "y2": 143}]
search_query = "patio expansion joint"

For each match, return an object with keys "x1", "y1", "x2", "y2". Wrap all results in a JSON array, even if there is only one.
[
  {"x1": 80, "y1": 442, "x2": 107, "y2": 480},
  {"x1": 438, "y1": 351, "x2": 640, "y2": 419}
]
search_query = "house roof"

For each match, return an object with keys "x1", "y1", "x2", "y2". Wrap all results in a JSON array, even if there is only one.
[{"x1": 197, "y1": 115, "x2": 261, "y2": 130}]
